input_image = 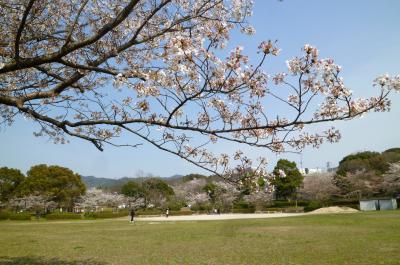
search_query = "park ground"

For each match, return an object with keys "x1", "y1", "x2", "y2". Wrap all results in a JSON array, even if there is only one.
[{"x1": 0, "y1": 211, "x2": 400, "y2": 265}]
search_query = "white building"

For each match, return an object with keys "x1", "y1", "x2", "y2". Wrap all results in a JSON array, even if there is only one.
[{"x1": 299, "y1": 168, "x2": 324, "y2": 175}]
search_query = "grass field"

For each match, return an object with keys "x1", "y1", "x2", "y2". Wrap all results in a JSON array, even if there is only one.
[{"x1": 0, "y1": 211, "x2": 399, "y2": 265}]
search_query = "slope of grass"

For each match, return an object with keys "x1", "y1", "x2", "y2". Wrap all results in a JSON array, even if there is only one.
[{"x1": 1, "y1": 211, "x2": 399, "y2": 265}]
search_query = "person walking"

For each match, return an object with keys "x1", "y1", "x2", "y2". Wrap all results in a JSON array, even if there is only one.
[
  {"x1": 130, "y1": 208, "x2": 135, "y2": 223},
  {"x1": 166, "y1": 208, "x2": 169, "y2": 218}
]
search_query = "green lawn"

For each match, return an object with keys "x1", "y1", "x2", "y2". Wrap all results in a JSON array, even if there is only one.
[{"x1": 0, "y1": 211, "x2": 399, "y2": 265}]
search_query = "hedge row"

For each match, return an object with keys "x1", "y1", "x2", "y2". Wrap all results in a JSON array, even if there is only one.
[
  {"x1": 232, "y1": 201, "x2": 256, "y2": 213},
  {"x1": 263, "y1": 207, "x2": 304, "y2": 213},
  {"x1": 0, "y1": 211, "x2": 31, "y2": 220},
  {"x1": 84, "y1": 211, "x2": 129, "y2": 219},
  {"x1": 232, "y1": 208, "x2": 255, "y2": 213}
]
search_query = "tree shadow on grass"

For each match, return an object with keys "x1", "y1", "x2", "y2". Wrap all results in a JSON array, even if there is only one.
[{"x1": 0, "y1": 256, "x2": 108, "y2": 265}]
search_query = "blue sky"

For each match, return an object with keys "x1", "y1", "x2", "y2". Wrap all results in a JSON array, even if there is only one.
[{"x1": 1, "y1": 0, "x2": 399, "y2": 178}]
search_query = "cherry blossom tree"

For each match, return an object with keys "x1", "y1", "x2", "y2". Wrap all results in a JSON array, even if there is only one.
[
  {"x1": 380, "y1": 163, "x2": 400, "y2": 196},
  {"x1": 298, "y1": 173, "x2": 340, "y2": 202},
  {"x1": 77, "y1": 188, "x2": 143, "y2": 211},
  {"x1": 173, "y1": 177, "x2": 208, "y2": 206},
  {"x1": 1, "y1": 0, "x2": 398, "y2": 183},
  {"x1": 8, "y1": 195, "x2": 57, "y2": 213}
]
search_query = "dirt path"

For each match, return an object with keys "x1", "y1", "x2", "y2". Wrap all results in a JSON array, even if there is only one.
[{"x1": 133, "y1": 213, "x2": 307, "y2": 222}]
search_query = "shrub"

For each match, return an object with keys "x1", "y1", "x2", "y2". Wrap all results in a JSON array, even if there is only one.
[
  {"x1": 263, "y1": 208, "x2": 284, "y2": 212},
  {"x1": 232, "y1": 208, "x2": 255, "y2": 213},
  {"x1": 46, "y1": 213, "x2": 82, "y2": 220},
  {"x1": 83, "y1": 212, "x2": 96, "y2": 219},
  {"x1": 170, "y1": 210, "x2": 193, "y2": 216},
  {"x1": 9, "y1": 212, "x2": 32, "y2": 220},
  {"x1": 167, "y1": 200, "x2": 186, "y2": 211},
  {"x1": 84, "y1": 211, "x2": 129, "y2": 219},
  {"x1": 233, "y1": 201, "x2": 254, "y2": 209},
  {"x1": 232, "y1": 201, "x2": 255, "y2": 213},
  {"x1": 190, "y1": 203, "x2": 212, "y2": 212},
  {"x1": 0, "y1": 211, "x2": 11, "y2": 220},
  {"x1": 342, "y1": 204, "x2": 360, "y2": 210},
  {"x1": 269, "y1": 200, "x2": 292, "y2": 207},
  {"x1": 136, "y1": 208, "x2": 163, "y2": 216},
  {"x1": 304, "y1": 201, "x2": 323, "y2": 212}
]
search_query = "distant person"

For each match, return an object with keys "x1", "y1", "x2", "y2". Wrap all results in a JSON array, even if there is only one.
[
  {"x1": 166, "y1": 208, "x2": 169, "y2": 218},
  {"x1": 130, "y1": 208, "x2": 135, "y2": 222},
  {"x1": 217, "y1": 208, "x2": 220, "y2": 215}
]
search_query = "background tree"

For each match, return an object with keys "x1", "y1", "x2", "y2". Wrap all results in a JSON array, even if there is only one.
[
  {"x1": 336, "y1": 151, "x2": 389, "y2": 177},
  {"x1": 379, "y1": 163, "x2": 400, "y2": 197},
  {"x1": 202, "y1": 182, "x2": 218, "y2": 204},
  {"x1": 76, "y1": 188, "x2": 128, "y2": 212},
  {"x1": 0, "y1": 0, "x2": 397, "y2": 184},
  {"x1": 298, "y1": 173, "x2": 339, "y2": 202},
  {"x1": 120, "y1": 181, "x2": 144, "y2": 208},
  {"x1": 213, "y1": 181, "x2": 240, "y2": 212},
  {"x1": 8, "y1": 195, "x2": 57, "y2": 214},
  {"x1": 141, "y1": 178, "x2": 174, "y2": 207},
  {"x1": 271, "y1": 159, "x2": 303, "y2": 200},
  {"x1": 333, "y1": 148, "x2": 400, "y2": 196},
  {"x1": 0, "y1": 167, "x2": 25, "y2": 202},
  {"x1": 173, "y1": 177, "x2": 208, "y2": 207},
  {"x1": 18, "y1": 165, "x2": 86, "y2": 210},
  {"x1": 202, "y1": 181, "x2": 240, "y2": 211}
]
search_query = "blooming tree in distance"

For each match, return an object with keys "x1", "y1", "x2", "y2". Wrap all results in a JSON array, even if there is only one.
[{"x1": 0, "y1": 0, "x2": 399, "y2": 184}]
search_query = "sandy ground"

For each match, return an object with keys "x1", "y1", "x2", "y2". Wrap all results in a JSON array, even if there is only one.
[
  {"x1": 131, "y1": 206, "x2": 359, "y2": 222},
  {"x1": 134, "y1": 213, "x2": 307, "y2": 222},
  {"x1": 310, "y1": 206, "x2": 359, "y2": 214}
]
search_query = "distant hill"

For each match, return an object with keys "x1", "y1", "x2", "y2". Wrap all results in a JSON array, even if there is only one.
[{"x1": 81, "y1": 176, "x2": 135, "y2": 189}]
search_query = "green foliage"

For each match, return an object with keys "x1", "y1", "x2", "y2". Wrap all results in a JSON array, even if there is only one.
[
  {"x1": 142, "y1": 178, "x2": 174, "y2": 196},
  {"x1": 303, "y1": 201, "x2": 323, "y2": 212},
  {"x1": 0, "y1": 167, "x2": 25, "y2": 202},
  {"x1": 46, "y1": 212, "x2": 82, "y2": 220},
  {"x1": 0, "y1": 211, "x2": 11, "y2": 220},
  {"x1": 202, "y1": 182, "x2": 218, "y2": 202},
  {"x1": 232, "y1": 201, "x2": 255, "y2": 213},
  {"x1": 263, "y1": 207, "x2": 304, "y2": 213},
  {"x1": 257, "y1": 177, "x2": 266, "y2": 188},
  {"x1": 381, "y1": 149, "x2": 400, "y2": 164},
  {"x1": 84, "y1": 211, "x2": 129, "y2": 219},
  {"x1": 167, "y1": 199, "x2": 186, "y2": 211},
  {"x1": 135, "y1": 208, "x2": 163, "y2": 216},
  {"x1": 141, "y1": 178, "x2": 174, "y2": 206},
  {"x1": 271, "y1": 159, "x2": 303, "y2": 200},
  {"x1": 334, "y1": 149, "x2": 400, "y2": 194},
  {"x1": 383, "y1": 148, "x2": 400, "y2": 154},
  {"x1": 121, "y1": 181, "x2": 143, "y2": 198},
  {"x1": 190, "y1": 203, "x2": 212, "y2": 212},
  {"x1": 9, "y1": 212, "x2": 32, "y2": 220},
  {"x1": 232, "y1": 208, "x2": 255, "y2": 213},
  {"x1": 236, "y1": 171, "x2": 259, "y2": 195},
  {"x1": 337, "y1": 149, "x2": 400, "y2": 176},
  {"x1": 267, "y1": 200, "x2": 309, "y2": 208},
  {"x1": 17, "y1": 165, "x2": 86, "y2": 209}
]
